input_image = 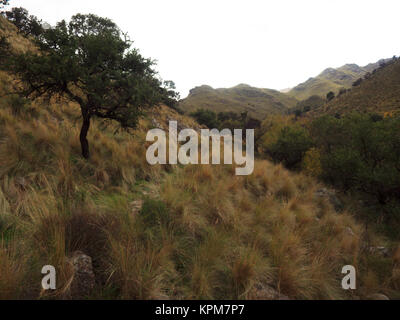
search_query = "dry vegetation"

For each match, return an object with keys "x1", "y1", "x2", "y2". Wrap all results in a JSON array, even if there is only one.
[
  {"x1": 309, "y1": 59, "x2": 400, "y2": 118},
  {"x1": 288, "y1": 62, "x2": 385, "y2": 101},
  {"x1": 0, "y1": 16, "x2": 399, "y2": 300},
  {"x1": 0, "y1": 94, "x2": 398, "y2": 299},
  {"x1": 179, "y1": 84, "x2": 298, "y2": 120}
]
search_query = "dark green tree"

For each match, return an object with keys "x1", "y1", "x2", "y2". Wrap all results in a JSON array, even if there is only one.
[
  {"x1": 3, "y1": 7, "x2": 44, "y2": 37},
  {"x1": 326, "y1": 91, "x2": 335, "y2": 102},
  {"x1": 294, "y1": 109, "x2": 302, "y2": 118},
  {"x1": 268, "y1": 126, "x2": 313, "y2": 169},
  {"x1": 352, "y1": 78, "x2": 363, "y2": 87},
  {"x1": 190, "y1": 109, "x2": 219, "y2": 129},
  {"x1": 2, "y1": 14, "x2": 178, "y2": 159},
  {"x1": 311, "y1": 113, "x2": 400, "y2": 205}
]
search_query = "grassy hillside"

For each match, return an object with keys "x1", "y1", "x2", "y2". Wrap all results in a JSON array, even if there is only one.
[
  {"x1": 179, "y1": 84, "x2": 298, "y2": 120},
  {"x1": 288, "y1": 61, "x2": 388, "y2": 101},
  {"x1": 0, "y1": 96, "x2": 387, "y2": 300},
  {"x1": 0, "y1": 15, "x2": 36, "y2": 53},
  {"x1": 309, "y1": 58, "x2": 400, "y2": 117},
  {"x1": 0, "y1": 16, "x2": 399, "y2": 300}
]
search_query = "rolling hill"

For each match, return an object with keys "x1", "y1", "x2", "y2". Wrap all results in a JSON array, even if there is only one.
[
  {"x1": 179, "y1": 84, "x2": 298, "y2": 119},
  {"x1": 288, "y1": 60, "x2": 390, "y2": 101},
  {"x1": 308, "y1": 57, "x2": 400, "y2": 117}
]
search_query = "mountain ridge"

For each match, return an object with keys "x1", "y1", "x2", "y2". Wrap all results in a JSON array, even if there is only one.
[
  {"x1": 288, "y1": 59, "x2": 391, "y2": 100},
  {"x1": 307, "y1": 57, "x2": 400, "y2": 117},
  {"x1": 180, "y1": 83, "x2": 298, "y2": 119}
]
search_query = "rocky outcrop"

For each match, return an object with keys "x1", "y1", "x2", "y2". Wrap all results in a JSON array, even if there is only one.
[
  {"x1": 345, "y1": 227, "x2": 356, "y2": 237},
  {"x1": 151, "y1": 118, "x2": 164, "y2": 130},
  {"x1": 368, "y1": 246, "x2": 390, "y2": 258},
  {"x1": 130, "y1": 199, "x2": 144, "y2": 219},
  {"x1": 366, "y1": 293, "x2": 390, "y2": 300},
  {"x1": 252, "y1": 283, "x2": 290, "y2": 300},
  {"x1": 68, "y1": 251, "x2": 95, "y2": 299},
  {"x1": 314, "y1": 188, "x2": 344, "y2": 212}
]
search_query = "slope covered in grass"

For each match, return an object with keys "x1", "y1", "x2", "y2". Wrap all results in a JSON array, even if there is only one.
[
  {"x1": 179, "y1": 84, "x2": 298, "y2": 120},
  {"x1": 288, "y1": 61, "x2": 388, "y2": 101},
  {"x1": 310, "y1": 58, "x2": 400, "y2": 117},
  {"x1": 0, "y1": 95, "x2": 399, "y2": 299},
  {"x1": 0, "y1": 15, "x2": 399, "y2": 300}
]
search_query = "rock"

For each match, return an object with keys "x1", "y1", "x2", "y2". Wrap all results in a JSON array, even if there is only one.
[
  {"x1": 368, "y1": 246, "x2": 390, "y2": 258},
  {"x1": 366, "y1": 293, "x2": 390, "y2": 300},
  {"x1": 151, "y1": 118, "x2": 164, "y2": 130},
  {"x1": 131, "y1": 199, "x2": 144, "y2": 218},
  {"x1": 252, "y1": 283, "x2": 290, "y2": 300},
  {"x1": 68, "y1": 251, "x2": 95, "y2": 299},
  {"x1": 314, "y1": 188, "x2": 344, "y2": 212},
  {"x1": 345, "y1": 227, "x2": 355, "y2": 237},
  {"x1": 15, "y1": 177, "x2": 28, "y2": 191}
]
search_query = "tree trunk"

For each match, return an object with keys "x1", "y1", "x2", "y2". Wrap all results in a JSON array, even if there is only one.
[{"x1": 80, "y1": 111, "x2": 91, "y2": 159}]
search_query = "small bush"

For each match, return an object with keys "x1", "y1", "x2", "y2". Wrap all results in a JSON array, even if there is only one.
[
  {"x1": 311, "y1": 113, "x2": 400, "y2": 206},
  {"x1": 326, "y1": 91, "x2": 335, "y2": 102},
  {"x1": 8, "y1": 95, "x2": 29, "y2": 116},
  {"x1": 3, "y1": 7, "x2": 44, "y2": 37},
  {"x1": 267, "y1": 126, "x2": 313, "y2": 169},
  {"x1": 140, "y1": 198, "x2": 170, "y2": 227},
  {"x1": 302, "y1": 147, "x2": 322, "y2": 177}
]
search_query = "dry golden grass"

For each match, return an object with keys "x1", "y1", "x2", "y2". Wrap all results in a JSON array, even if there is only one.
[
  {"x1": 0, "y1": 16, "x2": 398, "y2": 300},
  {"x1": 159, "y1": 161, "x2": 376, "y2": 299},
  {"x1": 308, "y1": 58, "x2": 400, "y2": 118},
  {"x1": 0, "y1": 86, "x2": 398, "y2": 299},
  {"x1": 0, "y1": 16, "x2": 37, "y2": 54}
]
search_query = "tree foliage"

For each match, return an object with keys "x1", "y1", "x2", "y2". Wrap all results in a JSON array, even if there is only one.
[
  {"x1": 0, "y1": 0, "x2": 9, "y2": 10},
  {"x1": 190, "y1": 109, "x2": 219, "y2": 129},
  {"x1": 1, "y1": 14, "x2": 178, "y2": 159},
  {"x1": 190, "y1": 108, "x2": 261, "y2": 131},
  {"x1": 3, "y1": 7, "x2": 44, "y2": 37},
  {"x1": 326, "y1": 91, "x2": 335, "y2": 102},
  {"x1": 267, "y1": 125, "x2": 313, "y2": 169},
  {"x1": 262, "y1": 112, "x2": 400, "y2": 209},
  {"x1": 311, "y1": 113, "x2": 400, "y2": 205},
  {"x1": 302, "y1": 147, "x2": 322, "y2": 177}
]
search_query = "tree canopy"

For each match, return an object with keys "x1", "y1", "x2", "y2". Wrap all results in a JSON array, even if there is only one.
[
  {"x1": 3, "y1": 7, "x2": 44, "y2": 37},
  {"x1": 0, "y1": 0, "x2": 9, "y2": 10},
  {"x1": 2, "y1": 13, "x2": 178, "y2": 159}
]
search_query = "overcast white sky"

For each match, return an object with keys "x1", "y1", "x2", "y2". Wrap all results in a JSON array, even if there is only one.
[{"x1": 9, "y1": 0, "x2": 400, "y2": 97}]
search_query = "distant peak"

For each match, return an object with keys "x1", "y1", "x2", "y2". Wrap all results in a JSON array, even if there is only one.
[
  {"x1": 234, "y1": 83, "x2": 251, "y2": 88},
  {"x1": 339, "y1": 63, "x2": 362, "y2": 72},
  {"x1": 188, "y1": 85, "x2": 214, "y2": 96},
  {"x1": 197, "y1": 85, "x2": 214, "y2": 89},
  {"x1": 343, "y1": 63, "x2": 359, "y2": 68}
]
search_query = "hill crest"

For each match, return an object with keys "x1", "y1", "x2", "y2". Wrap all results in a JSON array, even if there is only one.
[
  {"x1": 180, "y1": 84, "x2": 298, "y2": 119},
  {"x1": 288, "y1": 59, "x2": 391, "y2": 100}
]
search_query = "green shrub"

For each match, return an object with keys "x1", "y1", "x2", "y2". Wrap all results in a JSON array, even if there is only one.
[
  {"x1": 326, "y1": 91, "x2": 335, "y2": 101},
  {"x1": 190, "y1": 109, "x2": 219, "y2": 129},
  {"x1": 8, "y1": 95, "x2": 29, "y2": 116},
  {"x1": 311, "y1": 113, "x2": 400, "y2": 206},
  {"x1": 268, "y1": 126, "x2": 313, "y2": 169},
  {"x1": 140, "y1": 198, "x2": 170, "y2": 227}
]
